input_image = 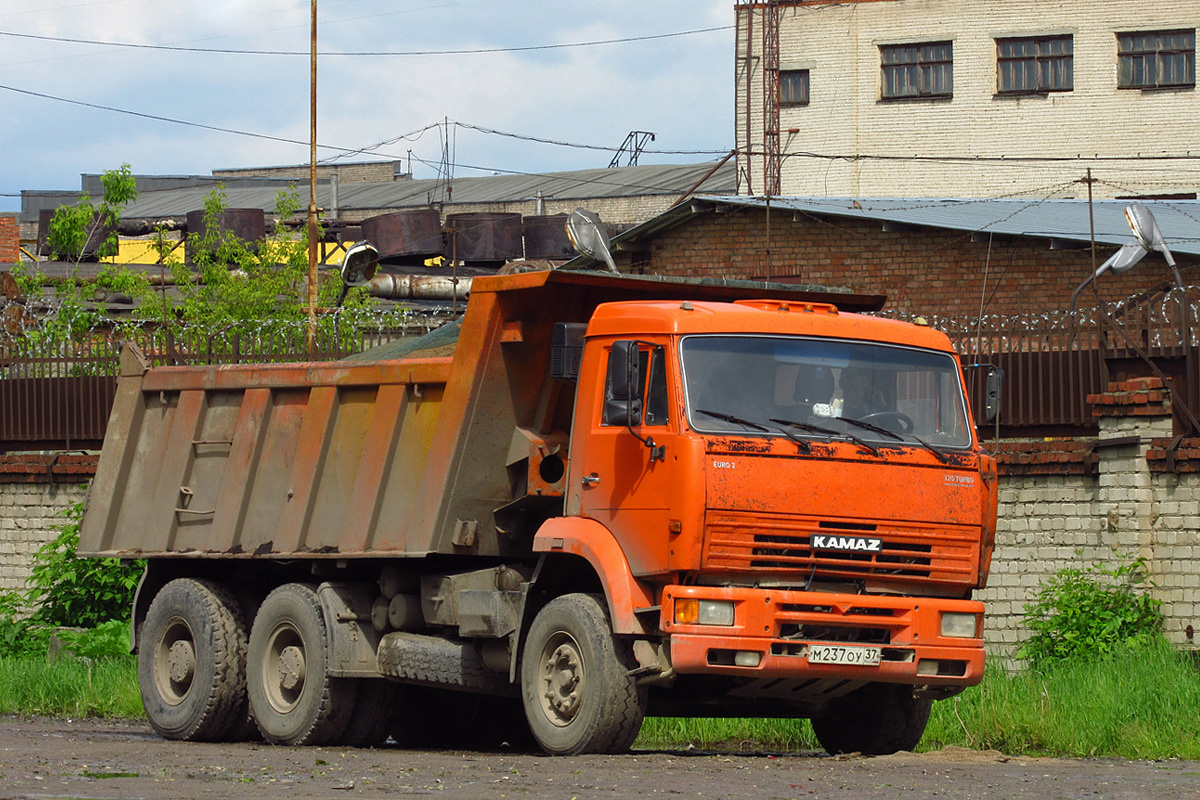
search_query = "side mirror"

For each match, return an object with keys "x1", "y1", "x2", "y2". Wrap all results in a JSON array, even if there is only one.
[
  {"x1": 605, "y1": 341, "x2": 642, "y2": 425},
  {"x1": 983, "y1": 366, "x2": 1003, "y2": 425},
  {"x1": 608, "y1": 340, "x2": 640, "y2": 400}
]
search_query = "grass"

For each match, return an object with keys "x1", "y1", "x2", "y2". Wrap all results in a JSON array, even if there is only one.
[
  {"x1": 637, "y1": 640, "x2": 1200, "y2": 758},
  {"x1": 0, "y1": 655, "x2": 141, "y2": 718},
  {"x1": 2, "y1": 643, "x2": 1198, "y2": 760}
]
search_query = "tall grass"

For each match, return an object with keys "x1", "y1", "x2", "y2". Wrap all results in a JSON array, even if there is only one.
[
  {"x1": 924, "y1": 640, "x2": 1200, "y2": 758},
  {"x1": 0, "y1": 656, "x2": 141, "y2": 718},
  {"x1": 638, "y1": 641, "x2": 1200, "y2": 758}
]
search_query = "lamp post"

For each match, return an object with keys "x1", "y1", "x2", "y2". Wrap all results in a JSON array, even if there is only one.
[
  {"x1": 1073, "y1": 203, "x2": 1194, "y2": 434},
  {"x1": 1125, "y1": 202, "x2": 1192, "y2": 429}
]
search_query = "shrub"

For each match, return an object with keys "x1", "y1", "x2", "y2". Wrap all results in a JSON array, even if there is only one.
[
  {"x1": 1020, "y1": 554, "x2": 1165, "y2": 668},
  {"x1": 26, "y1": 498, "x2": 144, "y2": 629},
  {"x1": 0, "y1": 495, "x2": 142, "y2": 658}
]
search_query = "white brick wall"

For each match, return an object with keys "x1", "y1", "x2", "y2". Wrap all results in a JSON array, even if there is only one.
[
  {"x1": 0, "y1": 483, "x2": 88, "y2": 602},
  {"x1": 737, "y1": 0, "x2": 1200, "y2": 198}
]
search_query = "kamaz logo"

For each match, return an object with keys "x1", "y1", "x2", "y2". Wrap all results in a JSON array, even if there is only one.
[{"x1": 811, "y1": 535, "x2": 883, "y2": 553}]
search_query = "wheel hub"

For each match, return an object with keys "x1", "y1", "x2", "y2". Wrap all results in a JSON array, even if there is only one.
[
  {"x1": 167, "y1": 640, "x2": 196, "y2": 685},
  {"x1": 278, "y1": 645, "x2": 306, "y2": 692},
  {"x1": 540, "y1": 639, "x2": 584, "y2": 726}
]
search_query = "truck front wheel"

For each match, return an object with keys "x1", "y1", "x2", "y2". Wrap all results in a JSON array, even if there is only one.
[
  {"x1": 811, "y1": 683, "x2": 932, "y2": 755},
  {"x1": 520, "y1": 593, "x2": 646, "y2": 755},
  {"x1": 247, "y1": 583, "x2": 353, "y2": 746},
  {"x1": 138, "y1": 578, "x2": 249, "y2": 742}
]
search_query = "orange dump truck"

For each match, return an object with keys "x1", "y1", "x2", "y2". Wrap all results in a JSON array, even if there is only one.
[{"x1": 79, "y1": 269, "x2": 997, "y2": 755}]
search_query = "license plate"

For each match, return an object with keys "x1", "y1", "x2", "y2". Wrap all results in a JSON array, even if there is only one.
[{"x1": 807, "y1": 644, "x2": 882, "y2": 666}]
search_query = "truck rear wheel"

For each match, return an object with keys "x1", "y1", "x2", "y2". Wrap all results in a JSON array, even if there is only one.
[
  {"x1": 811, "y1": 683, "x2": 932, "y2": 755},
  {"x1": 520, "y1": 593, "x2": 646, "y2": 755},
  {"x1": 247, "y1": 583, "x2": 353, "y2": 746},
  {"x1": 138, "y1": 578, "x2": 249, "y2": 742}
]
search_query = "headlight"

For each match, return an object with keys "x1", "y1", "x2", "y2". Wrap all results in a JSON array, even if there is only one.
[
  {"x1": 940, "y1": 611, "x2": 979, "y2": 639},
  {"x1": 674, "y1": 599, "x2": 735, "y2": 626}
]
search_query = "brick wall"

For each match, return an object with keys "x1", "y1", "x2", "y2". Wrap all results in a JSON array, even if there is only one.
[
  {"x1": 624, "y1": 206, "x2": 1186, "y2": 318},
  {"x1": 0, "y1": 215, "x2": 18, "y2": 264},
  {"x1": 982, "y1": 378, "x2": 1200, "y2": 661},
  {"x1": 0, "y1": 456, "x2": 94, "y2": 601},
  {"x1": 213, "y1": 162, "x2": 401, "y2": 183},
  {"x1": 738, "y1": 0, "x2": 1200, "y2": 199}
]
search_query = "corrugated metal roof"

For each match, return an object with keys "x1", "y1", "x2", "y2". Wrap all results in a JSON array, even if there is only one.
[
  {"x1": 118, "y1": 162, "x2": 736, "y2": 219},
  {"x1": 663, "y1": 195, "x2": 1200, "y2": 255}
]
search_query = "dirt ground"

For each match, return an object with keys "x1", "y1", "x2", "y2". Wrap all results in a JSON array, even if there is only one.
[{"x1": 1, "y1": 716, "x2": 1198, "y2": 800}]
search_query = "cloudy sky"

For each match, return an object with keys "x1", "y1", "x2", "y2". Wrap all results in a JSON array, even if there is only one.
[{"x1": 0, "y1": 0, "x2": 734, "y2": 212}]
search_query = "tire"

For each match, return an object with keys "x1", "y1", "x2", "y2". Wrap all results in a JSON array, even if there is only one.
[
  {"x1": 247, "y1": 583, "x2": 354, "y2": 746},
  {"x1": 138, "y1": 578, "x2": 249, "y2": 742},
  {"x1": 340, "y1": 679, "x2": 401, "y2": 748},
  {"x1": 811, "y1": 683, "x2": 932, "y2": 755},
  {"x1": 520, "y1": 593, "x2": 647, "y2": 755}
]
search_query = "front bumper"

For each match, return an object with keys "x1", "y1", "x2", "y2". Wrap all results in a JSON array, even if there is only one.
[{"x1": 660, "y1": 585, "x2": 985, "y2": 688}]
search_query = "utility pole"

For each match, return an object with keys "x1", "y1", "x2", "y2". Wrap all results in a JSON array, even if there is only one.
[{"x1": 307, "y1": 0, "x2": 319, "y2": 353}]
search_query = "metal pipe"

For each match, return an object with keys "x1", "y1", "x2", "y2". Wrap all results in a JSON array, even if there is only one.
[{"x1": 365, "y1": 274, "x2": 471, "y2": 301}]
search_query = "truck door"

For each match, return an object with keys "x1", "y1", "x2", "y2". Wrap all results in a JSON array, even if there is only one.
[{"x1": 572, "y1": 340, "x2": 676, "y2": 576}]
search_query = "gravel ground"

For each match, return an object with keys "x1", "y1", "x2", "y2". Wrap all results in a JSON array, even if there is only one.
[{"x1": 1, "y1": 716, "x2": 1198, "y2": 800}]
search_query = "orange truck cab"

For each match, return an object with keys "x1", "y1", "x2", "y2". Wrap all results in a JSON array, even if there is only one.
[
  {"x1": 538, "y1": 293, "x2": 996, "y2": 754},
  {"x1": 79, "y1": 270, "x2": 997, "y2": 757}
]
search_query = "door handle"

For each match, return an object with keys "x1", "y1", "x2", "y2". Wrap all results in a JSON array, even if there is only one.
[{"x1": 581, "y1": 474, "x2": 600, "y2": 487}]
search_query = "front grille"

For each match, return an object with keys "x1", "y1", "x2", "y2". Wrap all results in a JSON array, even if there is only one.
[{"x1": 704, "y1": 511, "x2": 978, "y2": 585}]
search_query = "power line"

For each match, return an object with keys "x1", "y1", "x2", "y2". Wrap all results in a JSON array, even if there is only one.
[
  {"x1": 455, "y1": 122, "x2": 726, "y2": 157},
  {"x1": 781, "y1": 150, "x2": 1200, "y2": 164},
  {"x1": 0, "y1": 25, "x2": 732, "y2": 57},
  {"x1": 0, "y1": 83, "x2": 362, "y2": 155}
]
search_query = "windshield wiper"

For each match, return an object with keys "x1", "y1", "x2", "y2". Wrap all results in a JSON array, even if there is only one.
[
  {"x1": 697, "y1": 410, "x2": 814, "y2": 453},
  {"x1": 835, "y1": 417, "x2": 949, "y2": 463},
  {"x1": 777, "y1": 417, "x2": 879, "y2": 456},
  {"x1": 835, "y1": 416, "x2": 903, "y2": 441},
  {"x1": 696, "y1": 409, "x2": 769, "y2": 432},
  {"x1": 770, "y1": 418, "x2": 841, "y2": 438}
]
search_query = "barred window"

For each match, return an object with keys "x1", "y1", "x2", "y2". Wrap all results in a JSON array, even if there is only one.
[
  {"x1": 881, "y1": 42, "x2": 953, "y2": 99},
  {"x1": 997, "y1": 35, "x2": 1073, "y2": 94},
  {"x1": 1118, "y1": 30, "x2": 1195, "y2": 89},
  {"x1": 780, "y1": 69, "x2": 809, "y2": 106}
]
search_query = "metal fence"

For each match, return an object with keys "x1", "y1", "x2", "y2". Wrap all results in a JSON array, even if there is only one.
[
  {"x1": 921, "y1": 286, "x2": 1200, "y2": 431},
  {"x1": 0, "y1": 314, "x2": 453, "y2": 451},
  {"x1": 3, "y1": 290, "x2": 1199, "y2": 450}
]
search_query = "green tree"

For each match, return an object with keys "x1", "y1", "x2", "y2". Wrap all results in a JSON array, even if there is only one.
[{"x1": 46, "y1": 164, "x2": 138, "y2": 262}]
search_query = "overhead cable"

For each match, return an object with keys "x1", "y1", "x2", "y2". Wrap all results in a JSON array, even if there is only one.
[{"x1": 0, "y1": 26, "x2": 732, "y2": 57}]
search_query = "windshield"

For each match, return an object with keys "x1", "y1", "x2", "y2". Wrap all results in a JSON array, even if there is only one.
[{"x1": 681, "y1": 335, "x2": 972, "y2": 448}]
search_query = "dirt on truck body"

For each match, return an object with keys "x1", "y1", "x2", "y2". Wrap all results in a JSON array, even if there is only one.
[{"x1": 78, "y1": 268, "x2": 998, "y2": 756}]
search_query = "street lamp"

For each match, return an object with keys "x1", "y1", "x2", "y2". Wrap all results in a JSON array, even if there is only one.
[{"x1": 1070, "y1": 202, "x2": 1193, "y2": 433}]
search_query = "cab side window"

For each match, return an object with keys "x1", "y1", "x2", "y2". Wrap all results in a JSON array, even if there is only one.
[{"x1": 602, "y1": 345, "x2": 669, "y2": 427}]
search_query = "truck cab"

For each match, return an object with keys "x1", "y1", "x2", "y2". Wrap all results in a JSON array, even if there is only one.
[{"x1": 536, "y1": 296, "x2": 996, "y2": 752}]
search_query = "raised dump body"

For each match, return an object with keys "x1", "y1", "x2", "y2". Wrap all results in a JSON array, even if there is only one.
[{"x1": 79, "y1": 269, "x2": 996, "y2": 756}]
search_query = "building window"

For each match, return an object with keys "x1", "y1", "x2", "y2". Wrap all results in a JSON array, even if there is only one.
[
  {"x1": 881, "y1": 42, "x2": 953, "y2": 99},
  {"x1": 780, "y1": 69, "x2": 809, "y2": 105},
  {"x1": 1118, "y1": 30, "x2": 1195, "y2": 89},
  {"x1": 997, "y1": 35, "x2": 1073, "y2": 94}
]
